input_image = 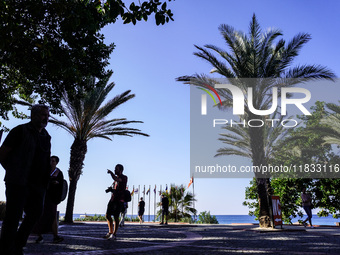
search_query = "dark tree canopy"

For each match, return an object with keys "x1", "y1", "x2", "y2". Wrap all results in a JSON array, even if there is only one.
[{"x1": 0, "y1": 0, "x2": 174, "y2": 120}]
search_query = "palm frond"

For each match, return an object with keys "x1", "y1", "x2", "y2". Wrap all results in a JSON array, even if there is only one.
[{"x1": 52, "y1": 74, "x2": 149, "y2": 141}]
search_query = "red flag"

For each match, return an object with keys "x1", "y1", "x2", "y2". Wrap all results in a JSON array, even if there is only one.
[{"x1": 187, "y1": 177, "x2": 193, "y2": 188}]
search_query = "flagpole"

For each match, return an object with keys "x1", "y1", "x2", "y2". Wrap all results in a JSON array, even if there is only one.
[
  {"x1": 160, "y1": 184, "x2": 162, "y2": 222},
  {"x1": 153, "y1": 185, "x2": 156, "y2": 222},
  {"x1": 148, "y1": 185, "x2": 151, "y2": 222},
  {"x1": 138, "y1": 184, "x2": 140, "y2": 200},
  {"x1": 138, "y1": 184, "x2": 140, "y2": 219},
  {"x1": 132, "y1": 185, "x2": 134, "y2": 219},
  {"x1": 193, "y1": 176, "x2": 196, "y2": 222}
]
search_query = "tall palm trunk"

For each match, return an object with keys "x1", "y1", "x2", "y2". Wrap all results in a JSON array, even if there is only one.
[
  {"x1": 249, "y1": 115, "x2": 272, "y2": 227},
  {"x1": 65, "y1": 178, "x2": 78, "y2": 223},
  {"x1": 64, "y1": 138, "x2": 87, "y2": 223}
]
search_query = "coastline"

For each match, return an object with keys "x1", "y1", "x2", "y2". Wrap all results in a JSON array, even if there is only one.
[{"x1": 63, "y1": 213, "x2": 340, "y2": 226}]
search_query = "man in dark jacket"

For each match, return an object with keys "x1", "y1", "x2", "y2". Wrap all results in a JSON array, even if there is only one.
[
  {"x1": 0, "y1": 104, "x2": 51, "y2": 255},
  {"x1": 160, "y1": 194, "x2": 169, "y2": 225}
]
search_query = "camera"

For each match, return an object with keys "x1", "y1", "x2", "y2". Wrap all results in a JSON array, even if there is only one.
[{"x1": 105, "y1": 186, "x2": 114, "y2": 193}]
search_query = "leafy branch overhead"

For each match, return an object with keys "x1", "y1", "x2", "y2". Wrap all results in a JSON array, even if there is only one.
[
  {"x1": 0, "y1": 0, "x2": 175, "y2": 122},
  {"x1": 101, "y1": 0, "x2": 175, "y2": 25}
]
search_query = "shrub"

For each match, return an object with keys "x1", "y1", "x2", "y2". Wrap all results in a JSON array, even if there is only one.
[
  {"x1": 197, "y1": 211, "x2": 219, "y2": 224},
  {"x1": 74, "y1": 214, "x2": 107, "y2": 221}
]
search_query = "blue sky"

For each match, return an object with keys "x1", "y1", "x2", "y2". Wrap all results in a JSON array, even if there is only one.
[{"x1": 1, "y1": 0, "x2": 340, "y2": 217}]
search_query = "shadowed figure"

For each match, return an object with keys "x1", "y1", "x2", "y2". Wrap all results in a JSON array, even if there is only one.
[
  {"x1": 33, "y1": 155, "x2": 65, "y2": 244},
  {"x1": 104, "y1": 164, "x2": 127, "y2": 240},
  {"x1": 0, "y1": 104, "x2": 51, "y2": 255}
]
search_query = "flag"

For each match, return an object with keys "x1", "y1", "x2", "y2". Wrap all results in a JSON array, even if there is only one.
[
  {"x1": 154, "y1": 185, "x2": 156, "y2": 194},
  {"x1": 146, "y1": 188, "x2": 150, "y2": 195},
  {"x1": 135, "y1": 188, "x2": 139, "y2": 193},
  {"x1": 131, "y1": 189, "x2": 135, "y2": 196},
  {"x1": 188, "y1": 177, "x2": 193, "y2": 188},
  {"x1": 143, "y1": 186, "x2": 145, "y2": 195},
  {"x1": 165, "y1": 184, "x2": 168, "y2": 193}
]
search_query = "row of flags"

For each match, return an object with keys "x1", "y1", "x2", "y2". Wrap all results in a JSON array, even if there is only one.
[{"x1": 129, "y1": 177, "x2": 194, "y2": 196}]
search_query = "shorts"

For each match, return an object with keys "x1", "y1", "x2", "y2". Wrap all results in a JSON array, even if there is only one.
[
  {"x1": 138, "y1": 209, "x2": 144, "y2": 216},
  {"x1": 106, "y1": 200, "x2": 124, "y2": 218},
  {"x1": 162, "y1": 208, "x2": 169, "y2": 216}
]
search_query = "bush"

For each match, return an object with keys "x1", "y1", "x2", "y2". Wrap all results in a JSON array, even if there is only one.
[
  {"x1": 74, "y1": 214, "x2": 107, "y2": 221},
  {"x1": 197, "y1": 211, "x2": 219, "y2": 224},
  {"x1": 126, "y1": 216, "x2": 139, "y2": 222}
]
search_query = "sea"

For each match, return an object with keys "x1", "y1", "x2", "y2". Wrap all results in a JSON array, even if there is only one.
[{"x1": 65, "y1": 214, "x2": 340, "y2": 226}]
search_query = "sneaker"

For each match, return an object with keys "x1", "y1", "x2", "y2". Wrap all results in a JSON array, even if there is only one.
[
  {"x1": 103, "y1": 233, "x2": 113, "y2": 239},
  {"x1": 165, "y1": 222, "x2": 168, "y2": 225},
  {"x1": 311, "y1": 225, "x2": 315, "y2": 229},
  {"x1": 107, "y1": 234, "x2": 116, "y2": 241},
  {"x1": 303, "y1": 222, "x2": 307, "y2": 227},
  {"x1": 160, "y1": 222, "x2": 164, "y2": 225},
  {"x1": 53, "y1": 236, "x2": 64, "y2": 243},
  {"x1": 35, "y1": 235, "x2": 44, "y2": 244}
]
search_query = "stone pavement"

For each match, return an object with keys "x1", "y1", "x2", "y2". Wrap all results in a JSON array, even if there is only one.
[{"x1": 4, "y1": 222, "x2": 340, "y2": 254}]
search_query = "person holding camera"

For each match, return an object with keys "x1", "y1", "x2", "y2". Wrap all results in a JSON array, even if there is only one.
[{"x1": 104, "y1": 164, "x2": 127, "y2": 240}]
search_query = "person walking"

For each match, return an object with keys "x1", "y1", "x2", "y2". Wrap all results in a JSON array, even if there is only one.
[
  {"x1": 34, "y1": 155, "x2": 64, "y2": 244},
  {"x1": 104, "y1": 164, "x2": 127, "y2": 240},
  {"x1": 138, "y1": 198, "x2": 145, "y2": 224},
  {"x1": 0, "y1": 104, "x2": 51, "y2": 255},
  {"x1": 160, "y1": 194, "x2": 169, "y2": 225},
  {"x1": 119, "y1": 202, "x2": 128, "y2": 227},
  {"x1": 301, "y1": 187, "x2": 314, "y2": 228}
]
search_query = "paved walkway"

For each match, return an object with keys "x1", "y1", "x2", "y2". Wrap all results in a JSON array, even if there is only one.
[{"x1": 5, "y1": 222, "x2": 340, "y2": 254}]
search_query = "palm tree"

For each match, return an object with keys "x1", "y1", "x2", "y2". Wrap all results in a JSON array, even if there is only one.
[
  {"x1": 177, "y1": 14, "x2": 335, "y2": 227},
  {"x1": 158, "y1": 185, "x2": 196, "y2": 222},
  {"x1": 49, "y1": 75, "x2": 149, "y2": 223},
  {"x1": 216, "y1": 112, "x2": 292, "y2": 163},
  {"x1": 319, "y1": 101, "x2": 340, "y2": 146}
]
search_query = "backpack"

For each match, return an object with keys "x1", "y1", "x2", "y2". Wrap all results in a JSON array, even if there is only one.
[
  {"x1": 60, "y1": 179, "x2": 68, "y2": 202},
  {"x1": 124, "y1": 190, "x2": 131, "y2": 202}
]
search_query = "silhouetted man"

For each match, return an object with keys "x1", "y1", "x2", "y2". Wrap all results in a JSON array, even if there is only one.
[
  {"x1": 104, "y1": 164, "x2": 127, "y2": 240},
  {"x1": 138, "y1": 197, "x2": 145, "y2": 224},
  {"x1": 160, "y1": 194, "x2": 169, "y2": 224},
  {"x1": 0, "y1": 104, "x2": 51, "y2": 255}
]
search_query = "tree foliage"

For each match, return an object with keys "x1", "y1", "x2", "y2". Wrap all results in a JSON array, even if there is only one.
[
  {"x1": 49, "y1": 74, "x2": 149, "y2": 222},
  {"x1": 319, "y1": 101, "x2": 340, "y2": 147},
  {"x1": 197, "y1": 211, "x2": 219, "y2": 224},
  {"x1": 244, "y1": 102, "x2": 340, "y2": 223},
  {"x1": 0, "y1": 0, "x2": 175, "y2": 123},
  {"x1": 177, "y1": 14, "x2": 335, "y2": 227},
  {"x1": 157, "y1": 185, "x2": 196, "y2": 222}
]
